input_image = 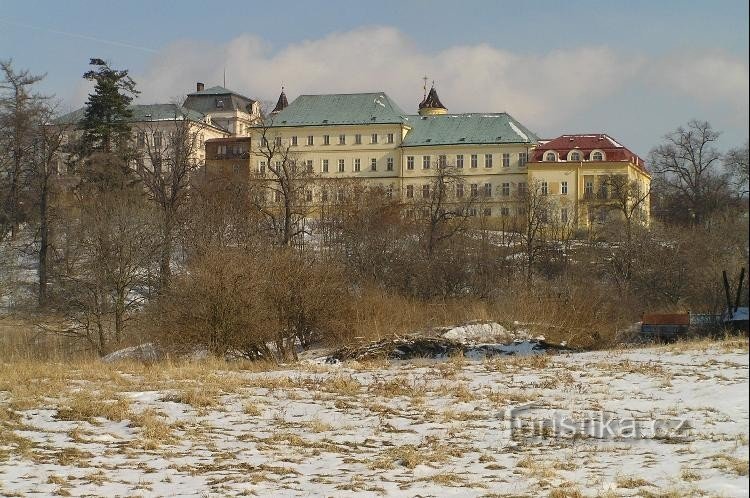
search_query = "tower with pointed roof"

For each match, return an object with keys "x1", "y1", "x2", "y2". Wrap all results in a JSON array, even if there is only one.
[
  {"x1": 271, "y1": 87, "x2": 289, "y2": 114},
  {"x1": 418, "y1": 82, "x2": 447, "y2": 116}
]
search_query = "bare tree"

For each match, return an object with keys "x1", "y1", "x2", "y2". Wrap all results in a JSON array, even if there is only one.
[
  {"x1": 724, "y1": 141, "x2": 749, "y2": 199},
  {"x1": 133, "y1": 106, "x2": 208, "y2": 289},
  {"x1": 32, "y1": 106, "x2": 69, "y2": 306},
  {"x1": 410, "y1": 162, "x2": 473, "y2": 257},
  {"x1": 649, "y1": 120, "x2": 731, "y2": 225},
  {"x1": 512, "y1": 179, "x2": 552, "y2": 282},
  {"x1": 250, "y1": 118, "x2": 317, "y2": 246},
  {"x1": 55, "y1": 181, "x2": 158, "y2": 355},
  {"x1": 0, "y1": 59, "x2": 46, "y2": 241}
]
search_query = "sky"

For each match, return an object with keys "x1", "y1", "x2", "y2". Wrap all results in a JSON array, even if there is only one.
[{"x1": 1, "y1": 0, "x2": 748, "y2": 157}]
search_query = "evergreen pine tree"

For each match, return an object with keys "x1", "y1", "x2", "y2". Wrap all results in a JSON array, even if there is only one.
[{"x1": 81, "y1": 58, "x2": 139, "y2": 155}]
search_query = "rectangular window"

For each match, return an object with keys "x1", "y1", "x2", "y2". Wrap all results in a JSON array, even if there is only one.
[
  {"x1": 337, "y1": 189, "x2": 345, "y2": 202},
  {"x1": 456, "y1": 154, "x2": 464, "y2": 168},
  {"x1": 483, "y1": 208, "x2": 492, "y2": 217},
  {"x1": 407, "y1": 156, "x2": 415, "y2": 170},
  {"x1": 485, "y1": 154, "x2": 493, "y2": 168},
  {"x1": 355, "y1": 134, "x2": 362, "y2": 145},
  {"x1": 274, "y1": 136, "x2": 282, "y2": 146},
  {"x1": 305, "y1": 190, "x2": 313, "y2": 202},
  {"x1": 541, "y1": 181, "x2": 548, "y2": 195},
  {"x1": 387, "y1": 133, "x2": 394, "y2": 144},
  {"x1": 339, "y1": 134, "x2": 346, "y2": 145},
  {"x1": 323, "y1": 135, "x2": 330, "y2": 145},
  {"x1": 153, "y1": 132, "x2": 163, "y2": 147},
  {"x1": 258, "y1": 161, "x2": 266, "y2": 174},
  {"x1": 322, "y1": 189, "x2": 329, "y2": 202},
  {"x1": 456, "y1": 183, "x2": 464, "y2": 198},
  {"x1": 561, "y1": 181, "x2": 568, "y2": 195},
  {"x1": 438, "y1": 155, "x2": 447, "y2": 168},
  {"x1": 471, "y1": 184, "x2": 478, "y2": 197},
  {"x1": 422, "y1": 156, "x2": 431, "y2": 169},
  {"x1": 561, "y1": 208, "x2": 569, "y2": 223},
  {"x1": 137, "y1": 132, "x2": 146, "y2": 148},
  {"x1": 386, "y1": 185, "x2": 393, "y2": 198},
  {"x1": 501, "y1": 182, "x2": 510, "y2": 196},
  {"x1": 585, "y1": 179, "x2": 594, "y2": 196},
  {"x1": 519, "y1": 152, "x2": 528, "y2": 167},
  {"x1": 274, "y1": 190, "x2": 281, "y2": 202},
  {"x1": 291, "y1": 136, "x2": 298, "y2": 146},
  {"x1": 386, "y1": 157, "x2": 394, "y2": 171},
  {"x1": 422, "y1": 184, "x2": 430, "y2": 198},
  {"x1": 502, "y1": 153, "x2": 510, "y2": 168},
  {"x1": 217, "y1": 144, "x2": 227, "y2": 156},
  {"x1": 306, "y1": 160, "x2": 313, "y2": 173},
  {"x1": 371, "y1": 133, "x2": 378, "y2": 144},
  {"x1": 599, "y1": 183, "x2": 608, "y2": 199},
  {"x1": 354, "y1": 158, "x2": 361, "y2": 172},
  {"x1": 484, "y1": 183, "x2": 492, "y2": 197},
  {"x1": 307, "y1": 135, "x2": 314, "y2": 146},
  {"x1": 471, "y1": 154, "x2": 478, "y2": 168},
  {"x1": 406, "y1": 185, "x2": 414, "y2": 198},
  {"x1": 518, "y1": 182, "x2": 527, "y2": 195},
  {"x1": 338, "y1": 159, "x2": 345, "y2": 173},
  {"x1": 322, "y1": 159, "x2": 329, "y2": 173},
  {"x1": 370, "y1": 158, "x2": 377, "y2": 171},
  {"x1": 501, "y1": 207, "x2": 510, "y2": 217}
]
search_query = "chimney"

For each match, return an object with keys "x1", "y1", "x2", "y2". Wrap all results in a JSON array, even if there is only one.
[{"x1": 196, "y1": 82, "x2": 204, "y2": 92}]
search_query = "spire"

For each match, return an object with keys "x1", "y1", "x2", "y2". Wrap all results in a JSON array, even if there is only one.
[
  {"x1": 418, "y1": 82, "x2": 447, "y2": 116},
  {"x1": 271, "y1": 86, "x2": 288, "y2": 114}
]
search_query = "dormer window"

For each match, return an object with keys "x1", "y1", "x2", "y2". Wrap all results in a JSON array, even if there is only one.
[
  {"x1": 216, "y1": 99, "x2": 224, "y2": 109},
  {"x1": 545, "y1": 151, "x2": 557, "y2": 162},
  {"x1": 570, "y1": 151, "x2": 582, "y2": 161},
  {"x1": 591, "y1": 151, "x2": 605, "y2": 161}
]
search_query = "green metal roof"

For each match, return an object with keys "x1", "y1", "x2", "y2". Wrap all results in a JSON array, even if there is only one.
[
  {"x1": 401, "y1": 113, "x2": 539, "y2": 147},
  {"x1": 268, "y1": 92, "x2": 408, "y2": 127},
  {"x1": 54, "y1": 103, "x2": 208, "y2": 126}
]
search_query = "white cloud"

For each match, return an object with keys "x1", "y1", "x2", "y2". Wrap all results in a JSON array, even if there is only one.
[{"x1": 127, "y1": 26, "x2": 747, "y2": 140}]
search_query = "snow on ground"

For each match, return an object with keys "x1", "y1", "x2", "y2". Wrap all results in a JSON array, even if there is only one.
[{"x1": 1, "y1": 342, "x2": 748, "y2": 497}]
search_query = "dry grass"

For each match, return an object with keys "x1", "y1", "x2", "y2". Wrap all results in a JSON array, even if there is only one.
[
  {"x1": 711, "y1": 452, "x2": 749, "y2": 476},
  {"x1": 55, "y1": 391, "x2": 131, "y2": 423}
]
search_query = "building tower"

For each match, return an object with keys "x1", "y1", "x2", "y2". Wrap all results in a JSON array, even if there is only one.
[
  {"x1": 418, "y1": 81, "x2": 447, "y2": 116},
  {"x1": 271, "y1": 86, "x2": 289, "y2": 114}
]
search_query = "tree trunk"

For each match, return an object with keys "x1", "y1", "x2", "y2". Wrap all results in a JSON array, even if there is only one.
[{"x1": 38, "y1": 179, "x2": 49, "y2": 307}]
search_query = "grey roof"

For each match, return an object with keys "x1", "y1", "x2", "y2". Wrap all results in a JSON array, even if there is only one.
[
  {"x1": 54, "y1": 103, "x2": 210, "y2": 126},
  {"x1": 268, "y1": 92, "x2": 409, "y2": 127},
  {"x1": 187, "y1": 85, "x2": 254, "y2": 100},
  {"x1": 401, "y1": 113, "x2": 539, "y2": 147},
  {"x1": 183, "y1": 85, "x2": 256, "y2": 114}
]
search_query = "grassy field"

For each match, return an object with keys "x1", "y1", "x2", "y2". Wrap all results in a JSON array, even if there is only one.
[{"x1": 0, "y1": 330, "x2": 747, "y2": 497}]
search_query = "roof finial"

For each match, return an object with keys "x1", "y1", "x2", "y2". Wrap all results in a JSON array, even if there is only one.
[{"x1": 422, "y1": 75, "x2": 428, "y2": 100}]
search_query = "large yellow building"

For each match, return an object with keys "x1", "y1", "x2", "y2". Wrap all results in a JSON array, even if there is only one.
[{"x1": 204, "y1": 85, "x2": 651, "y2": 228}]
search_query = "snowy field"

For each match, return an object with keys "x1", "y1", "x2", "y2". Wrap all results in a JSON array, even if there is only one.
[{"x1": 0, "y1": 340, "x2": 748, "y2": 497}]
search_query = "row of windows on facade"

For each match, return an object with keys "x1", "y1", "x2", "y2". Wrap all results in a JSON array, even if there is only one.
[
  {"x1": 406, "y1": 153, "x2": 528, "y2": 170},
  {"x1": 544, "y1": 150, "x2": 605, "y2": 162},
  {"x1": 135, "y1": 131, "x2": 206, "y2": 148},
  {"x1": 257, "y1": 157, "x2": 396, "y2": 174},
  {"x1": 268, "y1": 133, "x2": 397, "y2": 147},
  {"x1": 254, "y1": 153, "x2": 528, "y2": 174},
  {"x1": 269, "y1": 187, "x2": 572, "y2": 222}
]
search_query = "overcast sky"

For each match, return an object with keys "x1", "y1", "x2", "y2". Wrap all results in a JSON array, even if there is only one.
[{"x1": 1, "y1": 0, "x2": 748, "y2": 157}]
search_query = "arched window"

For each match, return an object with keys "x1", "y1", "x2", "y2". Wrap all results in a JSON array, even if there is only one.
[
  {"x1": 592, "y1": 151, "x2": 604, "y2": 161},
  {"x1": 570, "y1": 151, "x2": 581, "y2": 161},
  {"x1": 545, "y1": 151, "x2": 556, "y2": 162}
]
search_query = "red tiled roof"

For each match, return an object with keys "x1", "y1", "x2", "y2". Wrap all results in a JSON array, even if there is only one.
[{"x1": 531, "y1": 134, "x2": 646, "y2": 171}]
